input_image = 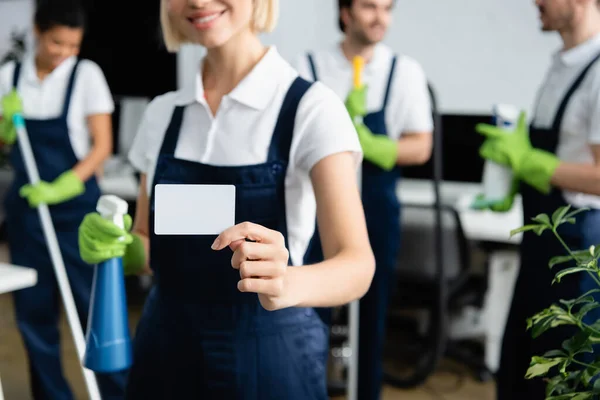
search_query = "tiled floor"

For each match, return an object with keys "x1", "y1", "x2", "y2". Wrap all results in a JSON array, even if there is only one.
[{"x1": 0, "y1": 242, "x2": 495, "y2": 399}]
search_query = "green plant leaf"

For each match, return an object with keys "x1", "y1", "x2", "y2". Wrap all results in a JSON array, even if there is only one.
[
  {"x1": 550, "y1": 254, "x2": 578, "y2": 268},
  {"x1": 559, "y1": 358, "x2": 571, "y2": 375},
  {"x1": 544, "y1": 349, "x2": 568, "y2": 358},
  {"x1": 547, "y1": 393, "x2": 594, "y2": 400},
  {"x1": 510, "y1": 224, "x2": 544, "y2": 238},
  {"x1": 561, "y1": 293, "x2": 597, "y2": 310},
  {"x1": 576, "y1": 303, "x2": 600, "y2": 321},
  {"x1": 593, "y1": 377, "x2": 600, "y2": 393},
  {"x1": 554, "y1": 267, "x2": 596, "y2": 284},
  {"x1": 525, "y1": 356, "x2": 562, "y2": 379},
  {"x1": 573, "y1": 394, "x2": 594, "y2": 400},
  {"x1": 528, "y1": 305, "x2": 577, "y2": 338},
  {"x1": 564, "y1": 207, "x2": 590, "y2": 221},
  {"x1": 549, "y1": 249, "x2": 598, "y2": 269},
  {"x1": 562, "y1": 331, "x2": 593, "y2": 356},
  {"x1": 547, "y1": 374, "x2": 572, "y2": 396},
  {"x1": 573, "y1": 289, "x2": 600, "y2": 305},
  {"x1": 533, "y1": 213, "x2": 552, "y2": 226},
  {"x1": 580, "y1": 367, "x2": 595, "y2": 388},
  {"x1": 593, "y1": 245, "x2": 600, "y2": 258},
  {"x1": 553, "y1": 206, "x2": 572, "y2": 228}
]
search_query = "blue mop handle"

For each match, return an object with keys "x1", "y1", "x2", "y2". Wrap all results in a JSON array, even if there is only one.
[
  {"x1": 83, "y1": 195, "x2": 132, "y2": 373},
  {"x1": 12, "y1": 113, "x2": 103, "y2": 399}
]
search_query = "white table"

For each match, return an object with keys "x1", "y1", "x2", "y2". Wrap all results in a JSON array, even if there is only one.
[
  {"x1": 397, "y1": 179, "x2": 522, "y2": 373},
  {"x1": 0, "y1": 263, "x2": 37, "y2": 400},
  {"x1": 397, "y1": 179, "x2": 523, "y2": 244}
]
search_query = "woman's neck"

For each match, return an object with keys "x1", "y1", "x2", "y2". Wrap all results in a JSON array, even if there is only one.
[
  {"x1": 202, "y1": 29, "x2": 267, "y2": 113},
  {"x1": 34, "y1": 53, "x2": 55, "y2": 81}
]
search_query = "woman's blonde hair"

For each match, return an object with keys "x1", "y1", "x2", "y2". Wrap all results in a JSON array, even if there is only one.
[{"x1": 161, "y1": 0, "x2": 279, "y2": 52}]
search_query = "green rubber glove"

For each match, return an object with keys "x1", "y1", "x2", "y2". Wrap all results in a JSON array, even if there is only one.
[
  {"x1": 78, "y1": 213, "x2": 147, "y2": 275},
  {"x1": 475, "y1": 111, "x2": 560, "y2": 195},
  {"x1": 0, "y1": 90, "x2": 23, "y2": 144},
  {"x1": 19, "y1": 170, "x2": 85, "y2": 208},
  {"x1": 355, "y1": 122, "x2": 398, "y2": 171},
  {"x1": 345, "y1": 85, "x2": 368, "y2": 123},
  {"x1": 472, "y1": 179, "x2": 520, "y2": 212}
]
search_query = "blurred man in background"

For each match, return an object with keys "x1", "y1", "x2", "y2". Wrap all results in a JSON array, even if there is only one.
[
  {"x1": 476, "y1": 0, "x2": 600, "y2": 398},
  {"x1": 296, "y1": 0, "x2": 433, "y2": 398}
]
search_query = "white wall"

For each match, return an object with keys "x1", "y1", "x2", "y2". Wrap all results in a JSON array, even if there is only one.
[
  {"x1": 0, "y1": 0, "x2": 34, "y2": 62},
  {"x1": 178, "y1": 0, "x2": 562, "y2": 116}
]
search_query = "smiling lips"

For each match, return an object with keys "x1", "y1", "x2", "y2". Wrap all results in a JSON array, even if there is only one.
[{"x1": 188, "y1": 10, "x2": 225, "y2": 30}]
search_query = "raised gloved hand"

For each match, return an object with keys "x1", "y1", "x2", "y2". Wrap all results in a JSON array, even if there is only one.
[
  {"x1": 19, "y1": 170, "x2": 84, "y2": 208},
  {"x1": 78, "y1": 212, "x2": 146, "y2": 275},
  {"x1": 355, "y1": 123, "x2": 398, "y2": 171},
  {"x1": 475, "y1": 111, "x2": 560, "y2": 195},
  {"x1": 0, "y1": 90, "x2": 23, "y2": 144},
  {"x1": 345, "y1": 85, "x2": 367, "y2": 123},
  {"x1": 472, "y1": 179, "x2": 520, "y2": 212}
]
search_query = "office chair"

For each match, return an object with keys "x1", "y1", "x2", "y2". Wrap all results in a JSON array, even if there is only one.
[{"x1": 383, "y1": 84, "x2": 493, "y2": 389}]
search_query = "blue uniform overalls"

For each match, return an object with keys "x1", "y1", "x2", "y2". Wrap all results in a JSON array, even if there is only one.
[
  {"x1": 124, "y1": 77, "x2": 329, "y2": 399},
  {"x1": 4, "y1": 60, "x2": 128, "y2": 400},
  {"x1": 496, "y1": 51, "x2": 600, "y2": 399},
  {"x1": 305, "y1": 53, "x2": 401, "y2": 400}
]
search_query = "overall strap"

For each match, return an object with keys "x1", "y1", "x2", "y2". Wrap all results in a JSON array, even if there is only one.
[
  {"x1": 158, "y1": 106, "x2": 185, "y2": 157},
  {"x1": 382, "y1": 56, "x2": 398, "y2": 109},
  {"x1": 12, "y1": 62, "x2": 21, "y2": 89},
  {"x1": 61, "y1": 59, "x2": 81, "y2": 118},
  {"x1": 552, "y1": 51, "x2": 600, "y2": 131},
  {"x1": 267, "y1": 77, "x2": 313, "y2": 163},
  {"x1": 307, "y1": 53, "x2": 319, "y2": 81}
]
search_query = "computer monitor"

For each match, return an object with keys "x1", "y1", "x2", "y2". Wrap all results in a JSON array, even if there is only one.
[{"x1": 402, "y1": 113, "x2": 491, "y2": 183}]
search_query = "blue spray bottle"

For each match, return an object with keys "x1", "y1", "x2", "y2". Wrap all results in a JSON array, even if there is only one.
[{"x1": 83, "y1": 195, "x2": 133, "y2": 373}]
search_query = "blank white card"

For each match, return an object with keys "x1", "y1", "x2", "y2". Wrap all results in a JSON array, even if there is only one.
[{"x1": 154, "y1": 184, "x2": 236, "y2": 235}]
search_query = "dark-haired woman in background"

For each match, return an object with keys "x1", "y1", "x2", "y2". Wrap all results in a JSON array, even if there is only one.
[{"x1": 0, "y1": 1, "x2": 127, "y2": 398}]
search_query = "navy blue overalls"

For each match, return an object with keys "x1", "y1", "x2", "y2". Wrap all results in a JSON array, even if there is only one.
[
  {"x1": 305, "y1": 53, "x2": 401, "y2": 400},
  {"x1": 124, "y1": 77, "x2": 329, "y2": 399},
  {"x1": 496, "y1": 51, "x2": 600, "y2": 399},
  {"x1": 4, "y1": 59, "x2": 128, "y2": 399}
]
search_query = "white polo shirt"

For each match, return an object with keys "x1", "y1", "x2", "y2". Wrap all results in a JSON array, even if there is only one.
[
  {"x1": 532, "y1": 32, "x2": 600, "y2": 208},
  {"x1": 128, "y1": 46, "x2": 362, "y2": 266},
  {"x1": 0, "y1": 52, "x2": 114, "y2": 160},
  {"x1": 294, "y1": 43, "x2": 433, "y2": 139}
]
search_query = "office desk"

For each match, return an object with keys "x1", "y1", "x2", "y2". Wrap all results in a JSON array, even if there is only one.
[
  {"x1": 0, "y1": 264, "x2": 37, "y2": 400},
  {"x1": 0, "y1": 264, "x2": 37, "y2": 295},
  {"x1": 397, "y1": 179, "x2": 521, "y2": 373},
  {"x1": 397, "y1": 179, "x2": 523, "y2": 244}
]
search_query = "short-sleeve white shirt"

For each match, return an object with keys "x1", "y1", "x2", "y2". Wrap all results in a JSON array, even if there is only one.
[
  {"x1": 128, "y1": 46, "x2": 362, "y2": 266},
  {"x1": 0, "y1": 52, "x2": 115, "y2": 159},
  {"x1": 531, "y1": 32, "x2": 600, "y2": 208},
  {"x1": 294, "y1": 43, "x2": 433, "y2": 139}
]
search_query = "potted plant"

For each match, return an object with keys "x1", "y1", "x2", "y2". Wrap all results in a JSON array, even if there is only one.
[{"x1": 513, "y1": 205, "x2": 600, "y2": 397}]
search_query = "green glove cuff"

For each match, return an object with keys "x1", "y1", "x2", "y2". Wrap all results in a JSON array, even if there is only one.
[
  {"x1": 356, "y1": 124, "x2": 398, "y2": 171},
  {"x1": 518, "y1": 149, "x2": 560, "y2": 195},
  {"x1": 366, "y1": 135, "x2": 398, "y2": 171},
  {"x1": 56, "y1": 170, "x2": 85, "y2": 197},
  {"x1": 123, "y1": 234, "x2": 146, "y2": 276}
]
